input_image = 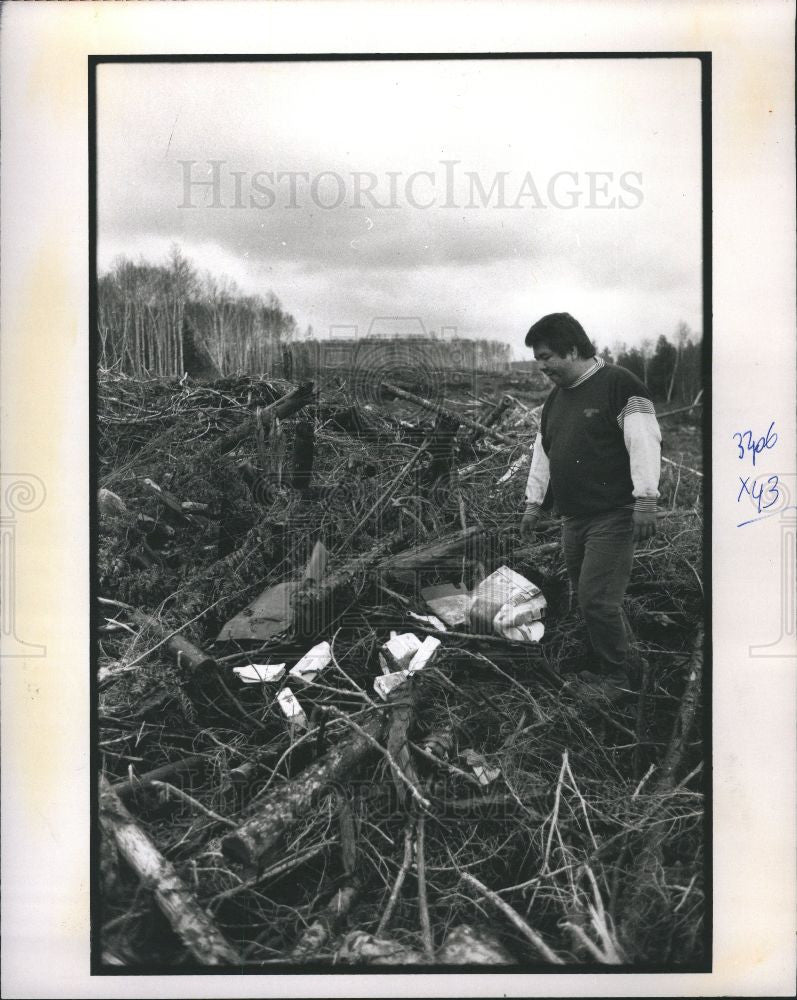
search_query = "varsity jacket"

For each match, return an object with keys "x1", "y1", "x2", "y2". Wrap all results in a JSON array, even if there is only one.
[{"x1": 524, "y1": 358, "x2": 661, "y2": 519}]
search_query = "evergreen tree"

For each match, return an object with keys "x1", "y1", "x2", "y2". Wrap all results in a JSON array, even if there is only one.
[
  {"x1": 647, "y1": 334, "x2": 678, "y2": 401},
  {"x1": 598, "y1": 345, "x2": 615, "y2": 365}
]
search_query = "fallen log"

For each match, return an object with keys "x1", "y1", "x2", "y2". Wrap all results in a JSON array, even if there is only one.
[
  {"x1": 99, "y1": 777, "x2": 240, "y2": 965},
  {"x1": 292, "y1": 527, "x2": 481, "y2": 633},
  {"x1": 111, "y1": 754, "x2": 207, "y2": 800},
  {"x1": 221, "y1": 711, "x2": 387, "y2": 867},
  {"x1": 381, "y1": 382, "x2": 517, "y2": 445},
  {"x1": 142, "y1": 478, "x2": 194, "y2": 523},
  {"x1": 128, "y1": 608, "x2": 217, "y2": 673},
  {"x1": 466, "y1": 394, "x2": 512, "y2": 444},
  {"x1": 208, "y1": 381, "x2": 315, "y2": 457},
  {"x1": 292, "y1": 534, "x2": 399, "y2": 636},
  {"x1": 380, "y1": 525, "x2": 484, "y2": 574}
]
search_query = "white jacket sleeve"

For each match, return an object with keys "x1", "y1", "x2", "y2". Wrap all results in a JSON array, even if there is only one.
[
  {"x1": 524, "y1": 433, "x2": 550, "y2": 514},
  {"x1": 619, "y1": 398, "x2": 661, "y2": 513}
]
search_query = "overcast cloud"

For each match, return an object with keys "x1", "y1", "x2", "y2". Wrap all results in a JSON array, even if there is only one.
[{"x1": 97, "y1": 58, "x2": 703, "y2": 354}]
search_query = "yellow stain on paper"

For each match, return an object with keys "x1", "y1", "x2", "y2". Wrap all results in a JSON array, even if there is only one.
[{"x1": 4, "y1": 243, "x2": 82, "y2": 824}]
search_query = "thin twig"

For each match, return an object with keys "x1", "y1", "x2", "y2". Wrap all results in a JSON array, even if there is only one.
[
  {"x1": 148, "y1": 780, "x2": 237, "y2": 828},
  {"x1": 409, "y1": 741, "x2": 482, "y2": 787},
  {"x1": 207, "y1": 841, "x2": 331, "y2": 907},
  {"x1": 632, "y1": 764, "x2": 656, "y2": 798},
  {"x1": 376, "y1": 822, "x2": 414, "y2": 936},
  {"x1": 460, "y1": 872, "x2": 564, "y2": 964},
  {"x1": 542, "y1": 752, "x2": 568, "y2": 873},
  {"x1": 320, "y1": 705, "x2": 431, "y2": 811},
  {"x1": 415, "y1": 814, "x2": 435, "y2": 961}
]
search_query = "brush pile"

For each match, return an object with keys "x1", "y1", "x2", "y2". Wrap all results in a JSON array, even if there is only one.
[{"x1": 96, "y1": 367, "x2": 705, "y2": 969}]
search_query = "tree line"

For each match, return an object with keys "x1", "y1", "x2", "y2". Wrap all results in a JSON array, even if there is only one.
[
  {"x1": 97, "y1": 247, "x2": 512, "y2": 378},
  {"x1": 598, "y1": 322, "x2": 703, "y2": 405},
  {"x1": 97, "y1": 247, "x2": 699, "y2": 395},
  {"x1": 97, "y1": 246, "x2": 299, "y2": 377}
]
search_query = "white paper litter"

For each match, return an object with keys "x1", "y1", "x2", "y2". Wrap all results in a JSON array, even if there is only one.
[
  {"x1": 276, "y1": 687, "x2": 308, "y2": 730},
  {"x1": 461, "y1": 748, "x2": 501, "y2": 786},
  {"x1": 498, "y1": 621, "x2": 545, "y2": 643},
  {"x1": 373, "y1": 671, "x2": 412, "y2": 701},
  {"x1": 233, "y1": 663, "x2": 286, "y2": 684},
  {"x1": 469, "y1": 565, "x2": 546, "y2": 642},
  {"x1": 379, "y1": 632, "x2": 422, "y2": 672},
  {"x1": 288, "y1": 641, "x2": 332, "y2": 681},
  {"x1": 407, "y1": 636, "x2": 441, "y2": 674}
]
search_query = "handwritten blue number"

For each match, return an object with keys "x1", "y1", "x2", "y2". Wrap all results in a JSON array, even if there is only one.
[
  {"x1": 738, "y1": 474, "x2": 780, "y2": 514},
  {"x1": 733, "y1": 421, "x2": 778, "y2": 467},
  {"x1": 762, "y1": 475, "x2": 779, "y2": 510}
]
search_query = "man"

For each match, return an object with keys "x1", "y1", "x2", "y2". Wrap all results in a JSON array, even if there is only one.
[{"x1": 520, "y1": 312, "x2": 661, "y2": 695}]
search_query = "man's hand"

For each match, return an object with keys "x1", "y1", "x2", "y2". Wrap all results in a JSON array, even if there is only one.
[
  {"x1": 520, "y1": 510, "x2": 539, "y2": 544},
  {"x1": 632, "y1": 508, "x2": 658, "y2": 543}
]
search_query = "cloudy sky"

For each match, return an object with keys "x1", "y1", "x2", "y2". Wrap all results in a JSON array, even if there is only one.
[{"x1": 97, "y1": 58, "x2": 703, "y2": 355}]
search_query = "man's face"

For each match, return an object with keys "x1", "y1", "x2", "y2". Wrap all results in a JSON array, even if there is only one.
[{"x1": 533, "y1": 342, "x2": 579, "y2": 386}]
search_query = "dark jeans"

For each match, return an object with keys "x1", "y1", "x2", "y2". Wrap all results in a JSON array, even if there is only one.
[{"x1": 562, "y1": 507, "x2": 636, "y2": 673}]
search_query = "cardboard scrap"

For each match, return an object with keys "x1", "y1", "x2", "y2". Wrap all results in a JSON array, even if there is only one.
[
  {"x1": 217, "y1": 541, "x2": 329, "y2": 642},
  {"x1": 217, "y1": 580, "x2": 295, "y2": 642},
  {"x1": 421, "y1": 582, "x2": 471, "y2": 627}
]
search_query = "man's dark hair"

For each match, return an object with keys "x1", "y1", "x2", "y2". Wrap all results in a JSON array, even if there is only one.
[{"x1": 524, "y1": 312, "x2": 596, "y2": 359}]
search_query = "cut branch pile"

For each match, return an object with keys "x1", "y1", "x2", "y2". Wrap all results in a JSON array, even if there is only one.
[{"x1": 96, "y1": 366, "x2": 705, "y2": 969}]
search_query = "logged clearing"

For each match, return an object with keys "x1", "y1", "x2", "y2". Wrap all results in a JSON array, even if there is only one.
[{"x1": 96, "y1": 367, "x2": 705, "y2": 969}]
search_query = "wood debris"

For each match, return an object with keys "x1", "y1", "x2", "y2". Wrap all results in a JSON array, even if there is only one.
[{"x1": 96, "y1": 368, "x2": 705, "y2": 968}]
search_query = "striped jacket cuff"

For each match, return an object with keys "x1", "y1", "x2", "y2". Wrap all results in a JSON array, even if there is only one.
[
  {"x1": 523, "y1": 501, "x2": 543, "y2": 517},
  {"x1": 633, "y1": 497, "x2": 658, "y2": 515}
]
